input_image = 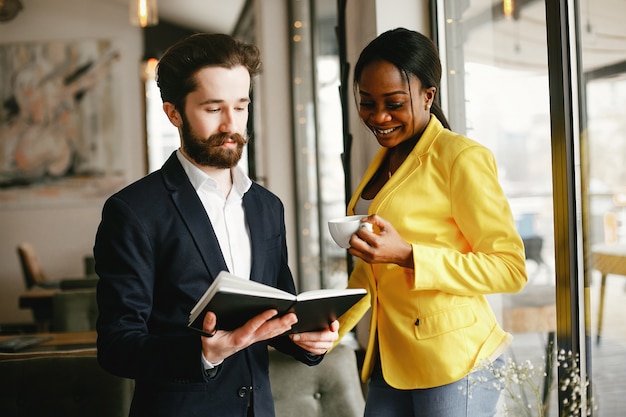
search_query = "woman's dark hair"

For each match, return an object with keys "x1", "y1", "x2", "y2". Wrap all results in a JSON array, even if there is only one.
[
  {"x1": 156, "y1": 33, "x2": 261, "y2": 112},
  {"x1": 354, "y1": 27, "x2": 450, "y2": 129}
]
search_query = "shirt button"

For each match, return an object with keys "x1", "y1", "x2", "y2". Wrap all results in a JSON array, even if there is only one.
[
  {"x1": 414, "y1": 318, "x2": 420, "y2": 326},
  {"x1": 238, "y1": 387, "x2": 248, "y2": 398}
]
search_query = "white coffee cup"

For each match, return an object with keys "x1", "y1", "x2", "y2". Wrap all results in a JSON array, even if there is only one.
[{"x1": 328, "y1": 215, "x2": 373, "y2": 248}]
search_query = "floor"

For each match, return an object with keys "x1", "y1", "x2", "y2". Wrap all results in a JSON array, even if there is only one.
[{"x1": 505, "y1": 270, "x2": 626, "y2": 417}]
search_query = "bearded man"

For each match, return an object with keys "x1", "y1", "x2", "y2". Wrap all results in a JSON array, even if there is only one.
[{"x1": 94, "y1": 33, "x2": 338, "y2": 417}]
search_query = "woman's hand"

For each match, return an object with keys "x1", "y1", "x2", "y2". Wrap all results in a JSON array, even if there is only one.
[{"x1": 349, "y1": 214, "x2": 414, "y2": 269}]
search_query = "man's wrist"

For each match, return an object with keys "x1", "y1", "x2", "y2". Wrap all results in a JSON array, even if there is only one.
[
  {"x1": 201, "y1": 353, "x2": 224, "y2": 369},
  {"x1": 201, "y1": 353, "x2": 223, "y2": 378}
]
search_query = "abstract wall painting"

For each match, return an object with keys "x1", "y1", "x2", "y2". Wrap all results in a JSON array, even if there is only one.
[{"x1": 0, "y1": 38, "x2": 125, "y2": 209}]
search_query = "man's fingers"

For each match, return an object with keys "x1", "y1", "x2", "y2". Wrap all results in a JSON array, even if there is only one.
[
  {"x1": 329, "y1": 320, "x2": 340, "y2": 332},
  {"x1": 227, "y1": 310, "x2": 296, "y2": 347},
  {"x1": 241, "y1": 310, "x2": 297, "y2": 336},
  {"x1": 202, "y1": 311, "x2": 218, "y2": 336},
  {"x1": 244, "y1": 309, "x2": 280, "y2": 331}
]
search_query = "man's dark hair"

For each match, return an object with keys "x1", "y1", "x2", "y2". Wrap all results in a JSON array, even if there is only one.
[{"x1": 156, "y1": 33, "x2": 261, "y2": 111}]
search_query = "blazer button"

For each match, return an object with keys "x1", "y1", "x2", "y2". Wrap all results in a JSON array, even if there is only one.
[
  {"x1": 238, "y1": 386, "x2": 248, "y2": 398},
  {"x1": 414, "y1": 318, "x2": 420, "y2": 326}
]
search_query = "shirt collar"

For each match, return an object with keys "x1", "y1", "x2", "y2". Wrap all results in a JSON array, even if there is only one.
[{"x1": 176, "y1": 149, "x2": 252, "y2": 195}]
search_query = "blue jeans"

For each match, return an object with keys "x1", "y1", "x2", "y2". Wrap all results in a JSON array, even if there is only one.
[{"x1": 363, "y1": 355, "x2": 505, "y2": 417}]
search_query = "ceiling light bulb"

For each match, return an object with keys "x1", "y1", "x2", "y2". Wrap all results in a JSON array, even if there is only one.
[
  {"x1": 130, "y1": 0, "x2": 158, "y2": 28},
  {"x1": 503, "y1": 0, "x2": 514, "y2": 18}
]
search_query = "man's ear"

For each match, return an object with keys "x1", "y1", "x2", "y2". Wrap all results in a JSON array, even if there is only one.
[{"x1": 163, "y1": 102, "x2": 182, "y2": 127}]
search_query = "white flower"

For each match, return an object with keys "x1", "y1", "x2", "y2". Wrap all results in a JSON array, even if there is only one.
[{"x1": 465, "y1": 348, "x2": 597, "y2": 417}]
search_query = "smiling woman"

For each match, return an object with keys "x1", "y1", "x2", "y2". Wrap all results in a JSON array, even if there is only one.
[{"x1": 331, "y1": 27, "x2": 528, "y2": 417}]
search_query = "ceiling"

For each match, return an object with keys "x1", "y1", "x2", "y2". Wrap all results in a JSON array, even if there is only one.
[
  {"x1": 111, "y1": 0, "x2": 625, "y2": 76},
  {"x1": 108, "y1": 0, "x2": 247, "y2": 33},
  {"x1": 461, "y1": 0, "x2": 626, "y2": 74}
]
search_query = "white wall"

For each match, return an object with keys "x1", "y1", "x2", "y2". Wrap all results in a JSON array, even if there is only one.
[
  {"x1": 252, "y1": 0, "x2": 299, "y2": 279},
  {"x1": 0, "y1": 0, "x2": 144, "y2": 324}
]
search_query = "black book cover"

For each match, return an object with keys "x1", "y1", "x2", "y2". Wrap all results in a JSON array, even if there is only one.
[{"x1": 188, "y1": 271, "x2": 366, "y2": 333}]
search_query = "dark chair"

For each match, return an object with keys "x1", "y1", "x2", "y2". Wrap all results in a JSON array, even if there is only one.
[
  {"x1": 16, "y1": 242, "x2": 60, "y2": 290},
  {"x1": 522, "y1": 235, "x2": 545, "y2": 267},
  {"x1": 17, "y1": 242, "x2": 99, "y2": 291},
  {"x1": 52, "y1": 289, "x2": 98, "y2": 332},
  {"x1": 522, "y1": 235, "x2": 552, "y2": 285},
  {"x1": 17, "y1": 242, "x2": 99, "y2": 332}
]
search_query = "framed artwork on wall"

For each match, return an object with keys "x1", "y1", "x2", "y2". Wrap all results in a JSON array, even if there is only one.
[{"x1": 0, "y1": 38, "x2": 125, "y2": 209}]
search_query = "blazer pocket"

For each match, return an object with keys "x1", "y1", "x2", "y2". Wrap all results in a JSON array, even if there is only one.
[{"x1": 413, "y1": 304, "x2": 477, "y2": 340}]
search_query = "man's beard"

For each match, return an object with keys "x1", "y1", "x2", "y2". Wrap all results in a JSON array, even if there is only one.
[{"x1": 180, "y1": 119, "x2": 247, "y2": 169}]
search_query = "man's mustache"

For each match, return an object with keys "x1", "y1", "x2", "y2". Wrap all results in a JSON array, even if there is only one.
[{"x1": 206, "y1": 132, "x2": 248, "y2": 147}]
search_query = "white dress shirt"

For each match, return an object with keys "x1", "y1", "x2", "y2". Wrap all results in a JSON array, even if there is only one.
[
  {"x1": 176, "y1": 150, "x2": 253, "y2": 371},
  {"x1": 176, "y1": 150, "x2": 252, "y2": 280}
]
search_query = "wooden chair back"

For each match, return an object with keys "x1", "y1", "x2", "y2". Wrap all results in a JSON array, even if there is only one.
[{"x1": 16, "y1": 242, "x2": 49, "y2": 289}]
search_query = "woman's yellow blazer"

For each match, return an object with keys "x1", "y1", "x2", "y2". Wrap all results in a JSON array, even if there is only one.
[{"x1": 337, "y1": 115, "x2": 528, "y2": 389}]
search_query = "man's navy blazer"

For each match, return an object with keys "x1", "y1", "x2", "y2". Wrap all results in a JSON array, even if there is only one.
[{"x1": 94, "y1": 152, "x2": 320, "y2": 417}]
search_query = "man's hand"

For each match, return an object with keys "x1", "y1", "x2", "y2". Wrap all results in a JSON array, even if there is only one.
[
  {"x1": 289, "y1": 320, "x2": 339, "y2": 355},
  {"x1": 200, "y1": 309, "x2": 297, "y2": 363}
]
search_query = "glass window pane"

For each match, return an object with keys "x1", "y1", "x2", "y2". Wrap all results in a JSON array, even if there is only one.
[
  {"x1": 314, "y1": 1, "x2": 347, "y2": 290},
  {"x1": 582, "y1": 0, "x2": 626, "y2": 415},
  {"x1": 288, "y1": 0, "x2": 345, "y2": 291},
  {"x1": 439, "y1": 1, "x2": 559, "y2": 414}
]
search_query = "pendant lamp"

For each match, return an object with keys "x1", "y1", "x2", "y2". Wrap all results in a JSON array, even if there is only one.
[{"x1": 130, "y1": 0, "x2": 158, "y2": 28}]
